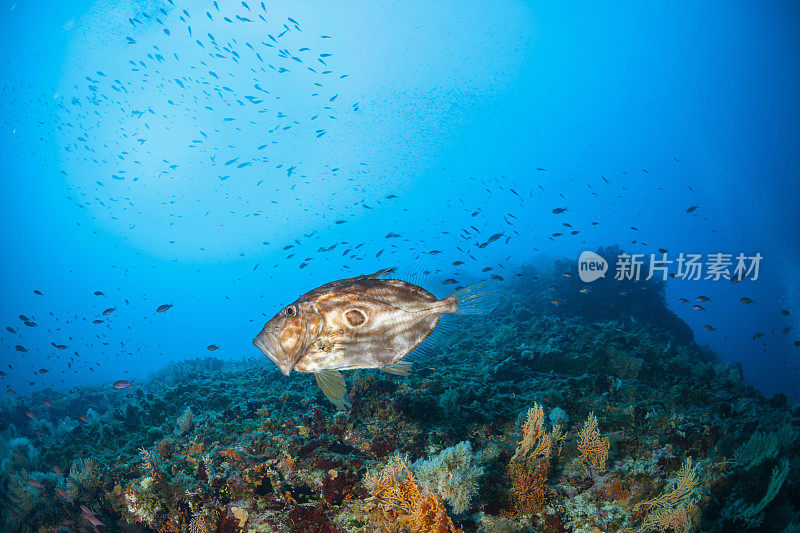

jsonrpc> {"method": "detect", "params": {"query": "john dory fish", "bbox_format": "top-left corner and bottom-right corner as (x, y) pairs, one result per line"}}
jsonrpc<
(253, 267), (498, 408)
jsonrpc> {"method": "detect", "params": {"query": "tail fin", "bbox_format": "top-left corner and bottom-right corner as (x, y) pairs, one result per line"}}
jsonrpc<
(446, 280), (500, 315)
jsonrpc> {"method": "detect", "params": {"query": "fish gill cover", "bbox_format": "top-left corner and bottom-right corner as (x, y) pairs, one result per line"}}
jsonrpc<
(0, 0), (799, 532)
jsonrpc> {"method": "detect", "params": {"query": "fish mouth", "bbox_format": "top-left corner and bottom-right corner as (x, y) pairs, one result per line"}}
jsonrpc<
(253, 334), (294, 376)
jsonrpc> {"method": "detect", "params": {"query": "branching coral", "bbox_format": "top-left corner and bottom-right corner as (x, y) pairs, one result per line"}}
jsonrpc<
(724, 458), (790, 528)
(731, 425), (795, 471)
(783, 521), (800, 533)
(66, 457), (101, 502)
(641, 504), (701, 533)
(189, 513), (210, 533)
(607, 348), (644, 379)
(366, 454), (460, 533)
(124, 448), (193, 533)
(8, 470), (35, 516)
(123, 446), (181, 530)
(639, 458), (701, 532)
(508, 403), (565, 514)
(576, 411), (609, 476)
(219, 447), (245, 464)
(175, 407), (194, 436)
(125, 477), (162, 526)
(438, 388), (461, 418)
(5, 470), (62, 529)
(1, 437), (40, 472)
(412, 441), (484, 514)
(139, 447), (164, 484)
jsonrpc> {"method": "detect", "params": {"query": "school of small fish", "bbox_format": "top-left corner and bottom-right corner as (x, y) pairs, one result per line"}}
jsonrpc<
(0, 0), (796, 410)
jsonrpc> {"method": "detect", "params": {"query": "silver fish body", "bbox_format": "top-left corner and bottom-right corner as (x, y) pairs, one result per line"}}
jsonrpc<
(253, 267), (497, 408)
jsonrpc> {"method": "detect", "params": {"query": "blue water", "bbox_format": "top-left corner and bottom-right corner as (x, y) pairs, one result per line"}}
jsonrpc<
(1, 0), (799, 402)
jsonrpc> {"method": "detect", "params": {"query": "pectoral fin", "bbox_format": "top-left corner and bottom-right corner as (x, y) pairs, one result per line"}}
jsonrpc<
(314, 370), (350, 410)
(382, 360), (413, 376)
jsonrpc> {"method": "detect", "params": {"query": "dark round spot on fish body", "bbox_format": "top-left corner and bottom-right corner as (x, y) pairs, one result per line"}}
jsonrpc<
(344, 309), (366, 327)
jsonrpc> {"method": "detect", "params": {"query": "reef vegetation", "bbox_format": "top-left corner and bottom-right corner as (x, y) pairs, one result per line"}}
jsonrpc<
(1, 251), (798, 532)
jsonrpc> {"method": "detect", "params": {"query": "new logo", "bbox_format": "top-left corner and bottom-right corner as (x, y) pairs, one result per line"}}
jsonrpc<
(578, 251), (608, 282)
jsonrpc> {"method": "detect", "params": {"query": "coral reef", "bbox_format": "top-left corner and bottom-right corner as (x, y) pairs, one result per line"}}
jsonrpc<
(724, 458), (791, 528)
(411, 441), (484, 514)
(365, 454), (460, 532)
(576, 412), (610, 476)
(639, 458), (701, 531)
(507, 403), (565, 514)
(0, 258), (798, 532)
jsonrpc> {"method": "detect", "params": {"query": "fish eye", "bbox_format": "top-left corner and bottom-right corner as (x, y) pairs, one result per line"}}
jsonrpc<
(283, 305), (297, 317)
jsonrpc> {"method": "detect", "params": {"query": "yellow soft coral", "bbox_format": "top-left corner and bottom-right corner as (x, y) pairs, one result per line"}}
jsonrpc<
(189, 514), (208, 533)
(639, 458), (700, 532)
(508, 404), (565, 514)
(577, 411), (609, 475)
(366, 455), (460, 533)
(139, 447), (163, 484)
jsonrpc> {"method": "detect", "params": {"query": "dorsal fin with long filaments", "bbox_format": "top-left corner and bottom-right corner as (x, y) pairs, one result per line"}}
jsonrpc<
(389, 265), (440, 296)
(369, 267), (399, 279)
(312, 268), (398, 293)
